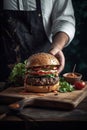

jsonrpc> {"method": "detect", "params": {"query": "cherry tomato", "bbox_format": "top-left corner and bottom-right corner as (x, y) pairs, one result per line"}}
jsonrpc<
(74, 81), (86, 90)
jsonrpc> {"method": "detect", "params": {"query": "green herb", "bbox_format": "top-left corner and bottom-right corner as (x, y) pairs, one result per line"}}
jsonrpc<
(59, 77), (75, 93)
(45, 74), (56, 78)
(8, 60), (27, 85)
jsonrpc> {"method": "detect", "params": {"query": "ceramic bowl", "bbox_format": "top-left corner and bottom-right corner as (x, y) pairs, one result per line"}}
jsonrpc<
(63, 72), (82, 84)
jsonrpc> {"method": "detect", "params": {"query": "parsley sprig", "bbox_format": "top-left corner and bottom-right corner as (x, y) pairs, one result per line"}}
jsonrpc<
(59, 77), (75, 93)
(8, 60), (27, 86)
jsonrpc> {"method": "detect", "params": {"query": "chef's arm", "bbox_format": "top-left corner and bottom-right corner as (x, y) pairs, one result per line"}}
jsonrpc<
(49, 32), (69, 74)
(51, 31), (69, 51)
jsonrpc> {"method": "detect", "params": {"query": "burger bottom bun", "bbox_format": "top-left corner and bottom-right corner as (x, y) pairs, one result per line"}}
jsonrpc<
(24, 82), (59, 93)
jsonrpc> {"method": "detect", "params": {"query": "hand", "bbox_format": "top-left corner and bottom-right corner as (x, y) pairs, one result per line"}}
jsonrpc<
(49, 48), (65, 74)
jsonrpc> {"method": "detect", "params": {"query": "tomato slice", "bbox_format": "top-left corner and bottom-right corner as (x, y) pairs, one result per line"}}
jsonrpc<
(74, 81), (86, 90)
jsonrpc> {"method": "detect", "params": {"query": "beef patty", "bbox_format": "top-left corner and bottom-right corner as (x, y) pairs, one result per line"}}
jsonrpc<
(26, 76), (59, 86)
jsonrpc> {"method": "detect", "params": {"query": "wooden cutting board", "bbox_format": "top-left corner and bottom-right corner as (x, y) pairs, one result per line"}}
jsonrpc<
(0, 83), (87, 110)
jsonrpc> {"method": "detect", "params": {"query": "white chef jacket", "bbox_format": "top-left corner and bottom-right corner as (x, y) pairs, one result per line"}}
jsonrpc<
(3, 0), (75, 46)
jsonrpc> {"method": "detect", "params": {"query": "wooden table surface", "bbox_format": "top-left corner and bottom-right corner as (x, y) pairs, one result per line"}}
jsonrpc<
(0, 85), (87, 129)
(0, 96), (87, 120)
(0, 96), (87, 129)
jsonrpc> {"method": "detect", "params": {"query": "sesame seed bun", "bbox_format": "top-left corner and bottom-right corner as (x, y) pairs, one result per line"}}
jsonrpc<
(24, 81), (59, 93)
(26, 52), (60, 68)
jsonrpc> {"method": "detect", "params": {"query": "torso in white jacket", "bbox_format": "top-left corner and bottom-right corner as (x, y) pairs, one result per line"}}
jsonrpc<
(3, 0), (75, 45)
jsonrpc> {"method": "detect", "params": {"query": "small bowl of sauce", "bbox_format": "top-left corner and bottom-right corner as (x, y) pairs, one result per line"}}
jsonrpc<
(63, 72), (82, 84)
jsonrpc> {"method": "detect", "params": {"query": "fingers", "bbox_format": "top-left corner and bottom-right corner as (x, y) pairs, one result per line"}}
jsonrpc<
(55, 51), (65, 74)
(49, 48), (65, 74)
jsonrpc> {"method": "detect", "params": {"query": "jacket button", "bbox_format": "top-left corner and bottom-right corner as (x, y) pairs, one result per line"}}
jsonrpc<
(38, 13), (41, 17)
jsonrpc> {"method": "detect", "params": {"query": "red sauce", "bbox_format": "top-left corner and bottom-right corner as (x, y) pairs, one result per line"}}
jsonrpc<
(66, 73), (78, 78)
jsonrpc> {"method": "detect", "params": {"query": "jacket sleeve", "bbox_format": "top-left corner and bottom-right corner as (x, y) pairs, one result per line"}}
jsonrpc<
(51, 0), (75, 46)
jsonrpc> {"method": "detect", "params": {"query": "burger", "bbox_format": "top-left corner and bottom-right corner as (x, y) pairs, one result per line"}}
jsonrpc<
(24, 52), (60, 92)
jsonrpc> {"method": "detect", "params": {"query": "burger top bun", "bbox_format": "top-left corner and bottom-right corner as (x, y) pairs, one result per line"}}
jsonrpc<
(26, 52), (60, 68)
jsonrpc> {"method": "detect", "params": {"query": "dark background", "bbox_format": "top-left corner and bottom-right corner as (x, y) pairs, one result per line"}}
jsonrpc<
(0, 0), (87, 80)
(62, 0), (87, 80)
